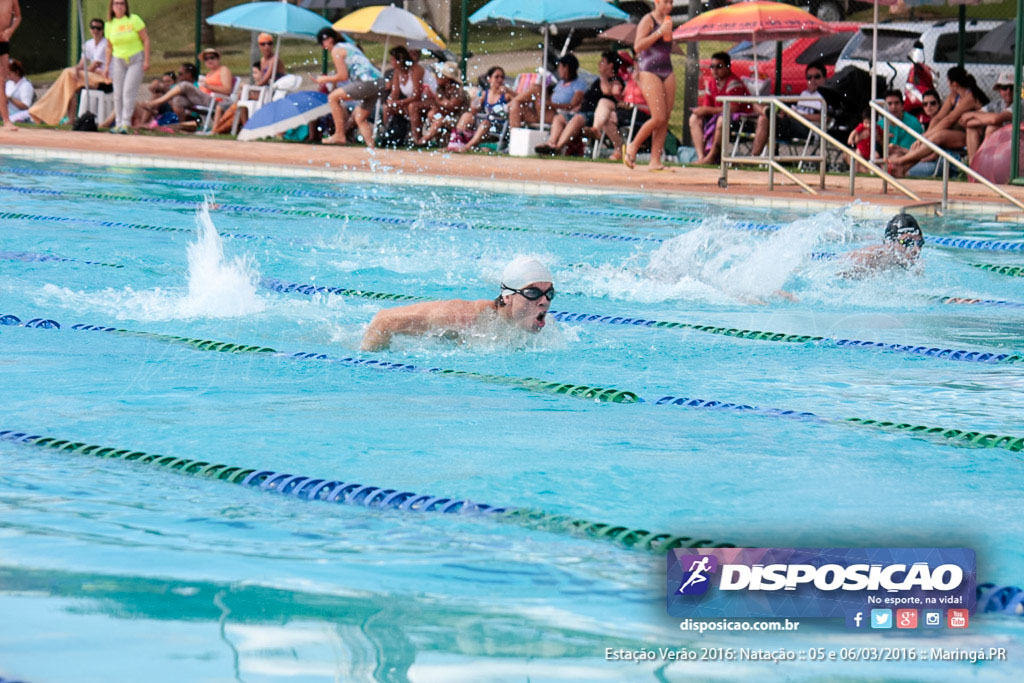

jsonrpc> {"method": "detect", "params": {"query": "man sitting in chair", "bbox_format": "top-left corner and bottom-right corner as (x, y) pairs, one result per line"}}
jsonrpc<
(750, 61), (827, 157)
(689, 52), (749, 165)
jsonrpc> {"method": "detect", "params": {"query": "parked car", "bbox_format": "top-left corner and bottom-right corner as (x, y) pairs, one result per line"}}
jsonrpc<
(699, 23), (860, 96)
(834, 20), (1011, 96)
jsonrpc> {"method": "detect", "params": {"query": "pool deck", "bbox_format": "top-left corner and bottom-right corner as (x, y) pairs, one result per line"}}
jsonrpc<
(2, 128), (1023, 220)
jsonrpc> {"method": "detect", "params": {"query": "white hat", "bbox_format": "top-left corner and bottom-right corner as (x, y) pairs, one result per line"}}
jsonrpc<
(501, 256), (552, 291)
(995, 70), (1014, 88)
(438, 61), (461, 83)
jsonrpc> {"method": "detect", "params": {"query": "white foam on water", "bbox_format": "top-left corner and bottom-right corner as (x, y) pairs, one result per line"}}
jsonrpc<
(35, 200), (266, 321)
(566, 211), (849, 304)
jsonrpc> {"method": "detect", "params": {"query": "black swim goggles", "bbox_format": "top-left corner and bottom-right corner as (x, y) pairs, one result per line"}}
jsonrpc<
(502, 284), (555, 301)
(897, 236), (924, 248)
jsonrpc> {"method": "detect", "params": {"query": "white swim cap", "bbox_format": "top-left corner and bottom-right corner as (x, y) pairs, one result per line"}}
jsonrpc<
(500, 256), (552, 291)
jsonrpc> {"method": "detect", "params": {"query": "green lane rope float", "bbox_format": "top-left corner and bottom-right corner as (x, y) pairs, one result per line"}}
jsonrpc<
(547, 311), (1024, 366)
(261, 278), (426, 302)
(932, 296), (1024, 309)
(0, 184), (774, 243)
(265, 280), (1023, 366)
(0, 250), (122, 268)
(4, 313), (1023, 454)
(972, 263), (1024, 278)
(0, 210), (265, 241)
(4, 426), (1024, 616)
(0, 428), (728, 553)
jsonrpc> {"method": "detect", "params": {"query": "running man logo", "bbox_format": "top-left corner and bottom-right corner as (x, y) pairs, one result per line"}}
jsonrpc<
(676, 555), (718, 595)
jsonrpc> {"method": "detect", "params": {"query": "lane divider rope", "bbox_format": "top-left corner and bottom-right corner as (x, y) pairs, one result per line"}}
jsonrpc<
(0, 428), (729, 553)
(3, 425), (1024, 614)
(4, 313), (1022, 453)
(0, 250), (122, 268)
(972, 263), (1024, 278)
(258, 278), (1024, 366)
(0, 210), (265, 241)
(929, 236), (1024, 252)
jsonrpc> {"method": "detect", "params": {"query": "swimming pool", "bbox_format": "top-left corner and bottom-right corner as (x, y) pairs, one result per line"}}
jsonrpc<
(1, 156), (1022, 681)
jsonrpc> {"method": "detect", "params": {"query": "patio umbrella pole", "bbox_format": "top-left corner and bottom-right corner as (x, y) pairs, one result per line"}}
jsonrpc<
(540, 24), (549, 134)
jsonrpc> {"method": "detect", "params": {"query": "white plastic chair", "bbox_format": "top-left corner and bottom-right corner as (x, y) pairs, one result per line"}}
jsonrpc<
(196, 76), (241, 134)
(231, 83), (270, 136)
(77, 88), (113, 122)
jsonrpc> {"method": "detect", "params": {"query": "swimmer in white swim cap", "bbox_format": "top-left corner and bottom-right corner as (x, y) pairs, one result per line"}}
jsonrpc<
(360, 256), (554, 351)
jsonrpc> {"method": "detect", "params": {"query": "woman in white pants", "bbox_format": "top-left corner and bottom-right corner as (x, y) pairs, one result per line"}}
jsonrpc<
(102, 0), (149, 133)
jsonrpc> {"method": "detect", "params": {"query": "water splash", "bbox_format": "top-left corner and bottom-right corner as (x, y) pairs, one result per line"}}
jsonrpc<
(178, 201), (263, 318)
(35, 200), (265, 321)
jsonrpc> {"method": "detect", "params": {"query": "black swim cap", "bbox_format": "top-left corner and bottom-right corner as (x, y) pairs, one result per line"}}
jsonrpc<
(884, 213), (922, 241)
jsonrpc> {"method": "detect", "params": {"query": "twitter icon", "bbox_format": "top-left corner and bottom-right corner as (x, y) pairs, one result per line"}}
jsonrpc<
(871, 609), (893, 629)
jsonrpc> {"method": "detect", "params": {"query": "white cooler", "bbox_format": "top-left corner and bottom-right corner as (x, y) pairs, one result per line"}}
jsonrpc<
(508, 128), (549, 157)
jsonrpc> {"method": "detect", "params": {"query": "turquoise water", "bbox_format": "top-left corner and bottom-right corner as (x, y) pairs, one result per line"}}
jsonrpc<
(1, 158), (1023, 681)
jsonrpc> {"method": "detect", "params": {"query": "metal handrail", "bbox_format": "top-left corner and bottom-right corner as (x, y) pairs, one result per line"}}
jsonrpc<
(717, 95), (921, 202)
(869, 100), (1024, 212)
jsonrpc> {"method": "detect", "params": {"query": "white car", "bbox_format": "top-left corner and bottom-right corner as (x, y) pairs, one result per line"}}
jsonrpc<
(834, 20), (1010, 97)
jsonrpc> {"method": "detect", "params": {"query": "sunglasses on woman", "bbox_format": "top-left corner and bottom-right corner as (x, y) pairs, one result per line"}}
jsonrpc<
(923, 100), (939, 107)
(503, 285), (555, 301)
(90, 25), (103, 31)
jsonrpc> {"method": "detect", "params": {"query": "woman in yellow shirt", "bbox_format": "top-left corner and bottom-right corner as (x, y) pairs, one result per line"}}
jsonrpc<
(103, 0), (149, 133)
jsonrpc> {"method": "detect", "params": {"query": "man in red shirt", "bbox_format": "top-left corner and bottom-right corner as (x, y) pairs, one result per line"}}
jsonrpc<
(688, 51), (749, 165)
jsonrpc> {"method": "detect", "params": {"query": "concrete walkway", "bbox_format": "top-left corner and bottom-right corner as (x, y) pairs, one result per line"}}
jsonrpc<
(2, 128), (1023, 221)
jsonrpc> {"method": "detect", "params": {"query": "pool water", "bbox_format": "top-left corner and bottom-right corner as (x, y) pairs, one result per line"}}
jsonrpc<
(1, 157), (1023, 681)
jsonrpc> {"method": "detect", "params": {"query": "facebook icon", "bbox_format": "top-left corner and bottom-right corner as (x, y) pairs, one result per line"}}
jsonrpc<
(846, 611), (866, 629)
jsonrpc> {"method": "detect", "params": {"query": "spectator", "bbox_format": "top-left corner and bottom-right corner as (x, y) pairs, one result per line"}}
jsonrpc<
(510, 53), (587, 131)
(407, 49), (437, 140)
(103, 0), (150, 134)
(625, 0), (675, 170)
(962, 71), (1018, 165)
(917, 88), (940, 127)
(449, 65), (514, 152)
(902, 40), (935, 117)
(535, 50), (624, 157)
(315, 27), (384, 147)
(847, 108), (880, 159)
(142, 48), (233, 125)
(4, 58), (32, 123)
(0, 0), (22, 132)
(383, 46), (423, 129)
(751, 61), (826, 157)
(415, 61), (467, 147)
(890, 66), (988, 177)
(29, 16), (109, 125)
(689, 51), (749, 166)
(252, 33), (285, 87)
(883, 88), (923, 161)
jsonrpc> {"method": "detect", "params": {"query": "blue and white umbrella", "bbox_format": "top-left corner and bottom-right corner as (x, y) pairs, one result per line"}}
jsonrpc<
(469, 0), (628, 132)
(238, 91), (331, 142)
(206, 0), (332, 39)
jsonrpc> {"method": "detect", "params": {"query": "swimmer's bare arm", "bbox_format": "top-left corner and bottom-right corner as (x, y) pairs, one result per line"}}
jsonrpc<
(361, 299), (493, 351)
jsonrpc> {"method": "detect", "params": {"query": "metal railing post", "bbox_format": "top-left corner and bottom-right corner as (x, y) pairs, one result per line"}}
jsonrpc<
(768, 102), (776, 190)
(942, 157), (949, 211)
(720, 99), (730, 188)
(881, 110), (889, 195)
(819, 107), (827, 189)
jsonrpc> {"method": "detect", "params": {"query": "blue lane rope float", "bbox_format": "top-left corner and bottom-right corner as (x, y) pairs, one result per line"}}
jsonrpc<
(4, 426), (1024, 610)
(1, 210), (280, 242)
(931, 296), (1024, 310)
(0, 184), (780, 243)
(0, 249), (123, 269)
(928, 236), (1024, 252)
(0, 428), (730, 553)
(5, 313), (1023, 453)
(548, 310), (1023, 365)
(972, 263), (1024, 278)
(262, 279), (1023, 366)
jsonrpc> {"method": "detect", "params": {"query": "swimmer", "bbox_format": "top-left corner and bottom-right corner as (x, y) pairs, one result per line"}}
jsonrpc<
(360, 256), (554, 351)
(842, 213), (924, 277)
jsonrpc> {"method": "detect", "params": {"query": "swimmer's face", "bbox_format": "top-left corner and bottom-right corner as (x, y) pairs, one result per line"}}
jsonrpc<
(505, 281), (553, 333)
(890, 233), (923, 262)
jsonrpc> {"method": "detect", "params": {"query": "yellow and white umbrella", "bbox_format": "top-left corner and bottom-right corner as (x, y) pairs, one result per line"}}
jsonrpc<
(334, 5), (446, 49)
